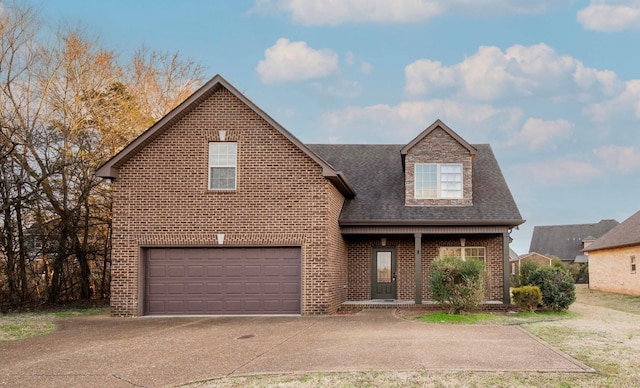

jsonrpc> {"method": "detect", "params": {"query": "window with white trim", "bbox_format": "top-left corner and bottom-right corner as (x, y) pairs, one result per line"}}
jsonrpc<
(415, 163), (462, 199)
(632, 256), (636, 274)
(439, 247), (486, 264)
(208, 142), (237, 190)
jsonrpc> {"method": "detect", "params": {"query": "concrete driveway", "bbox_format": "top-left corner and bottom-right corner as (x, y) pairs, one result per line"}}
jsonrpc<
(0, 309), (591, 387)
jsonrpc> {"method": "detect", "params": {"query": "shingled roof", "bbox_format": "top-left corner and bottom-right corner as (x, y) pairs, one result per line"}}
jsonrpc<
(583, 210), (640, 252)
(308, 143), (523, 227)
(528, 219), (619, 261)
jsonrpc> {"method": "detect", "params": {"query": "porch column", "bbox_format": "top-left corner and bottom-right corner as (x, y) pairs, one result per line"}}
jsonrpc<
(503, 231), (511, 304)
(415, 233), (422, 305)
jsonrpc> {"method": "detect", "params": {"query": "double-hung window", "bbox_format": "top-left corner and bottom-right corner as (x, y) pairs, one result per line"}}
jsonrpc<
(208, 142), (237, 190)
(439, 247), (486, 264)
(415, 163), (462, 199)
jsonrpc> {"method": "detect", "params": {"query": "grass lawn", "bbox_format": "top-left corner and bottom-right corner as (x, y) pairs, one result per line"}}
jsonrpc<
(0, 307), (109, 341)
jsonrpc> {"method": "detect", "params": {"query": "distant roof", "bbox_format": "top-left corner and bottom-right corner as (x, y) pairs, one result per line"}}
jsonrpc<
(528, 219), (619, 260)
(309, 143), (523, 226)
(574, 255), (589, 263)
(509, 248), (520, 262)
(583, 210), (640, 252)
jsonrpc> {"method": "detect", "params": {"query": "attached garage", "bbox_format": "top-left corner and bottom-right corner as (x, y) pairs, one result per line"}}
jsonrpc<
(145, 247), (301, 315)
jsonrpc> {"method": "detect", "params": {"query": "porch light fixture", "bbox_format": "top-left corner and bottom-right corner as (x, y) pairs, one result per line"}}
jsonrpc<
(217, 233), (225, 245)
(381, 238), (387, 246)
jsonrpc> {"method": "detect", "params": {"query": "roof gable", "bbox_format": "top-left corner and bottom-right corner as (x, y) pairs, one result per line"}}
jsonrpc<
(400, 119), (477, 167)
(584, 210), (640, 252)
(96, 75), (355, 198)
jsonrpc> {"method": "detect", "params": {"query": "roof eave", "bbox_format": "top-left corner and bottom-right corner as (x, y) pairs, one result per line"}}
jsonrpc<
(583, 241), (640, 253)
(327, 171), (356, 198)
(339, 218), (525, 227)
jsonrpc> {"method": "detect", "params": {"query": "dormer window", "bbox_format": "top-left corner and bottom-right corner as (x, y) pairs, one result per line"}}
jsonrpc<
(415, 163), (462, 199)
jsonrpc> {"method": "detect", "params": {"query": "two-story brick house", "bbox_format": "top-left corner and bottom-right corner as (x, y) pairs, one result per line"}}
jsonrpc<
(97, 75), (524, 316)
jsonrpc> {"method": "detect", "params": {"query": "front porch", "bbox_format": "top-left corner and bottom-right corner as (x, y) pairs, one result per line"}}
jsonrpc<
(342, 227), (514, 307)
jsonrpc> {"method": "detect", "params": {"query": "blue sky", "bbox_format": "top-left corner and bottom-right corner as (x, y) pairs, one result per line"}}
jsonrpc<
(22, 0), (640, 254)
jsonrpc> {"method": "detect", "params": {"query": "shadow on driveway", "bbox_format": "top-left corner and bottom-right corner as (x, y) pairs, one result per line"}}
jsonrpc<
(0, 309), (592, 387)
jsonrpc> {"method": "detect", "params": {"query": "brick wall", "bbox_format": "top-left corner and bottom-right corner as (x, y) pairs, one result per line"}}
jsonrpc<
(110, 86), (346, 316)
(345, 234), (504, 302)
(405, 127), (473, 206)
(588, 246), (640, 296)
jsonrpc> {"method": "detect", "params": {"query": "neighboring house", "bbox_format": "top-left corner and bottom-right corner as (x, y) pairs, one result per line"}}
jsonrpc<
(97, 75), (524, 317)
(511, 252), (553, 276)
(583, 210), (640, 296)
(509, 248), (520, 276)
(528, 219), (619, 265)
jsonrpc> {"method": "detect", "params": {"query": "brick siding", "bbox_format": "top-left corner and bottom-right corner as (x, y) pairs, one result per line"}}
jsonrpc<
(588, 246), (640, 296)
(345, 234), (505, 302)
(110, 86), (346, 316)
(405, 127), (473, 206)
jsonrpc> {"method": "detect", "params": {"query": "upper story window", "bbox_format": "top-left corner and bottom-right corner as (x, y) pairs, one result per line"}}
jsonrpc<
(208, 142), (237, 190)
(415, 163), (462, 199)
(632, 256), (636, 274)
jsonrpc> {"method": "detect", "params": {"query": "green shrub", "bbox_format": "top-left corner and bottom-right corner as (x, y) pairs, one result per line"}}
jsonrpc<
(511, 285), (543, 312)
(429, 257), (486, 315)
(523, 267), (576, 311)
(518, 260), (541, 286)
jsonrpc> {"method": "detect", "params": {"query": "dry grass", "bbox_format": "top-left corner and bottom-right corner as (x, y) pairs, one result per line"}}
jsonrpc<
(0, 308), (109, 341)
(190, 287), (640, 387)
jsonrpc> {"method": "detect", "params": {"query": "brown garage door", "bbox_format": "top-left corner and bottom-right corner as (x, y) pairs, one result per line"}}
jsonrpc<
(145, 247), (301, 315)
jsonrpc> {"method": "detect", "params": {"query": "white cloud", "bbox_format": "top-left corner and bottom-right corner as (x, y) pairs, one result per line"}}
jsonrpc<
(325, 99), (519, 141)
(511, 118), (574, 150)
(577, 1), (640, 32)
(345, 51), (373, 75)
(513, 159), (601, 186)
(253, 0), (566, 25)
(404, 43), (623, 101)
(405, 59), (456, 95)
(585, 80), (640, 121)
(256, 38), (339, 84)
(594, 145), (640, 173)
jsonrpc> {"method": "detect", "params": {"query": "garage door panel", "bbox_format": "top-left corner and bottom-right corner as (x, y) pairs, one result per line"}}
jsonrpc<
(263, 265), (281, 276)
(282, 265), (299, 276)
(166, 283), (185, 294)
(244, 283), (262, 294)
(186, 283), (204, 294)
(244, 265), (262, 276)
(282, 282), (299, 294)
(225, 265), (243, 276)
(146, 247), (300, 315)
(187, 266), (204, 277)
(263, 283), (281, 294)
(205, 283), (223, 294)
(206, 265), (223, 276)
(166, 265), (185, 277)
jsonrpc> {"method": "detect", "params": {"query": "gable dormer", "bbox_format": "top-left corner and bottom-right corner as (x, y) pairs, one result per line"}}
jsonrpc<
(401, 119), (476, 206)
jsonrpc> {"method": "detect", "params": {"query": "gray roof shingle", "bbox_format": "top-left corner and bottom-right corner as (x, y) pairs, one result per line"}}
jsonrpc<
(583, 210), (640, 252)
(308, 143), (523, 226)
(528, 219), (619, 260)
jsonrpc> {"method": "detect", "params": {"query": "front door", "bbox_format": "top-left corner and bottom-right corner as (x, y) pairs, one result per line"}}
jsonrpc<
(371, 247), (396, 299)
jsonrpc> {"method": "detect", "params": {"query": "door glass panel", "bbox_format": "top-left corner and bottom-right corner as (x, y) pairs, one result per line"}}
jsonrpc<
(377, 251), (392, 283)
